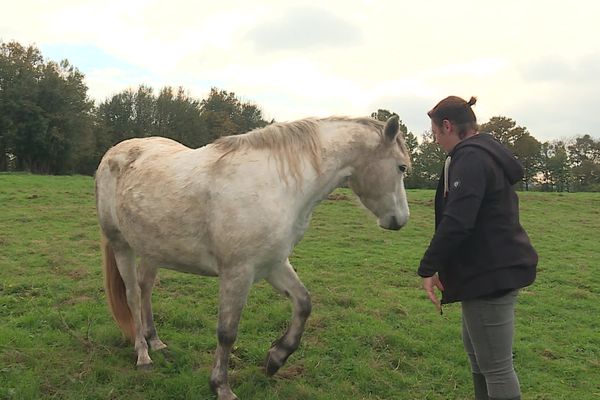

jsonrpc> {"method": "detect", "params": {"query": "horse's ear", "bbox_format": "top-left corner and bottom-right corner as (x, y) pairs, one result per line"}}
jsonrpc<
(384, 115), (400, 142)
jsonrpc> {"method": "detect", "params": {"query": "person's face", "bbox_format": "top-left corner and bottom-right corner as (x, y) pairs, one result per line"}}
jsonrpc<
(432, 120), (449, 151)
(431, 119), (459, 153)
(431, 121), (442, 143)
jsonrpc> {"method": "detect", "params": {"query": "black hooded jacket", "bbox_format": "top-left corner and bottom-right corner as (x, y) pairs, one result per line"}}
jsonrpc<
(418, 133), (537, 304)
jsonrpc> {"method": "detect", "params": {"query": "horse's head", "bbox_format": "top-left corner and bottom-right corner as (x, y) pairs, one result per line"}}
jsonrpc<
(348, 116), (411, 230)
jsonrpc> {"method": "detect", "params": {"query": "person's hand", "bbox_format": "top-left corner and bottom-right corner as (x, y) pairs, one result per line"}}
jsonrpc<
(422, 274), (444, 312)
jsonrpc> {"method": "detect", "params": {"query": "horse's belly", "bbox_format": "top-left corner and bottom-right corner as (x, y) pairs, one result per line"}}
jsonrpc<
(118, 209), (219, 276)
(137, 238), (219, 276)
(158, 260), (219, 276)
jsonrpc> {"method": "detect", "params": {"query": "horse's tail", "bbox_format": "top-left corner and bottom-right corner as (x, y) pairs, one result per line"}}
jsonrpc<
(101, 234), (135, 342)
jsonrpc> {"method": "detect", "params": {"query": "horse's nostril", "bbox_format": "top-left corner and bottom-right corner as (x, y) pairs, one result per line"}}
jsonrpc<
(388, 216), (402, 230)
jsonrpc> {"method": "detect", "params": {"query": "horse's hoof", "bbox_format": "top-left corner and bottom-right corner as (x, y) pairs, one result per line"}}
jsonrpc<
(218, 394), (238, 400)
(149, 339), (167, 351)
(264, 351), (283, 376)
(215, 387), (239, 400)
(136, 362), (153, 371)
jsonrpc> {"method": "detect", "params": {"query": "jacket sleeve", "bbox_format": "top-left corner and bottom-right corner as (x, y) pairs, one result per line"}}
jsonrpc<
(418, 150), (489, 277)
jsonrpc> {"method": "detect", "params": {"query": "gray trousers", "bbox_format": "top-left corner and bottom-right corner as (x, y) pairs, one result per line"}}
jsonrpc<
(461, 289), (521, 399)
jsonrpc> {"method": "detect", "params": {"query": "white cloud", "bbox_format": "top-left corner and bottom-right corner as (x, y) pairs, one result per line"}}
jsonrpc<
(248, 6), (362, 51)
(2, 0), (600, 139)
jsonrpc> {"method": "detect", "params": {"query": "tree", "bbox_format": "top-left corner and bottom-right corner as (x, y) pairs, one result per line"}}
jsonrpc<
(479, 116), (528, 151)
(0, 41), (45, 171)
(568, 134), (600, 191)
(199, 88), (268, 142)
(95, 88), (136, 144)
(0, 41), (93, 174)
(37, 60), (94, 174)
(404, 131), (419, 156)
(406, 131), (447, 189)
(538, 141), (570, 192)
(479, 115), (548, 191)
(95, 85), (268, 162)
(513, 135), (542, 191)
(567, 134), (600, 166)
(155, 86), (206, 147)
(371, 109), (398, 123)
(132, 85), (156, 138)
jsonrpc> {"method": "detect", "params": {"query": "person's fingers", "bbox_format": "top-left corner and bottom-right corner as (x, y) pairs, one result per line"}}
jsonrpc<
(425, 286), (438, 304)
(422, 277), (441, 311)
(427, 290), (438, 305)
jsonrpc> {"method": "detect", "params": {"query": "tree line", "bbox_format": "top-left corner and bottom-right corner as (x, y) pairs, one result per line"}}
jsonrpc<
(2, 41), (599, 191)
(0, 42), (269, 175)
(372, 109), (600, 192)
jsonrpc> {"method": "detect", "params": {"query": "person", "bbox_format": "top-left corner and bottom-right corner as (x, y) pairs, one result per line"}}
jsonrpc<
(418, 96), (537, 400)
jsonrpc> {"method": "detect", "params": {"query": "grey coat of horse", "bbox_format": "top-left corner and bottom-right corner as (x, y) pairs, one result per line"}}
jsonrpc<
(95, 116), (411, 399)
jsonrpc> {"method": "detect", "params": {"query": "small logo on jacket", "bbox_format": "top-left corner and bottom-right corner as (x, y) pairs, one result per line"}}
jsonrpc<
(452, 180), (461, 189)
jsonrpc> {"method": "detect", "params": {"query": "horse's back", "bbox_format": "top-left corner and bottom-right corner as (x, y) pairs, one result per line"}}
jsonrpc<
(98, 137), (190, 176)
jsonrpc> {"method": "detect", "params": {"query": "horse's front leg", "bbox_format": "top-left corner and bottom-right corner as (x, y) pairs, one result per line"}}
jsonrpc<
(264, 259), (312, 376)
(210, 271), (253, 400)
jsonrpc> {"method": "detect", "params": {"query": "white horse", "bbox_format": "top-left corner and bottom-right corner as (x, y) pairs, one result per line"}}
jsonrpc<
(95, 116), (410, 400)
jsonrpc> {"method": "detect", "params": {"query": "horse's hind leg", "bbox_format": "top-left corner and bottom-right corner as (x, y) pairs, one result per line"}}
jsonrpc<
(264, 259), (312, 376)
(113, 245), (152, 368)
(138, 258), (167, 351)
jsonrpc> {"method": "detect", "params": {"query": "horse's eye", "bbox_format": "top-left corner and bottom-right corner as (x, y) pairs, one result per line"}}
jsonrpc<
(398, 165), (407, 173)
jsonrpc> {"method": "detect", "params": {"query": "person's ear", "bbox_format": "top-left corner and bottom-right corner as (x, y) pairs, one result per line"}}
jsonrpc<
(442, 119), (452, 134)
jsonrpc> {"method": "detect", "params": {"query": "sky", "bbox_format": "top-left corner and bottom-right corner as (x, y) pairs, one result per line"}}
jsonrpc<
(2, 0), (600, 142)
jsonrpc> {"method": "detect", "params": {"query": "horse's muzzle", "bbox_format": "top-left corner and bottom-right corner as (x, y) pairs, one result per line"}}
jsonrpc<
(379, 215), (405, 231)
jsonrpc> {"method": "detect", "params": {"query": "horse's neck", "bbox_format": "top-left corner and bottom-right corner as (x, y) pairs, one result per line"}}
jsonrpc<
(300, 121), (377, 204)
(272, 121), (378, 242)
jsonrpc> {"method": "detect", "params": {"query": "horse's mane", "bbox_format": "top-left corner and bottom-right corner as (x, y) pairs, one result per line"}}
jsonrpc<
(212, 117), (392, 184)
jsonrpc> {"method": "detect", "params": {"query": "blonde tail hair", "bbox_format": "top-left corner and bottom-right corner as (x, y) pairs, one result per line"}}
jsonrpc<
(101, 234), (135, 341)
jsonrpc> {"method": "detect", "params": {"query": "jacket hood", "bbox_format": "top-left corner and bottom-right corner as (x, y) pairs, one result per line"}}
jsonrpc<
(450, 133), (524, 184)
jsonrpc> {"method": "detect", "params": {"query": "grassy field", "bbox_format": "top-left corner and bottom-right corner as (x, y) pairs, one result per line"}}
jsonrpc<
(0, 173), (599, 400)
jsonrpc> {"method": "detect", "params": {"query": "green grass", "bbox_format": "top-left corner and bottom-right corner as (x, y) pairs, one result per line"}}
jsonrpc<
(1, 172), (599, 399)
